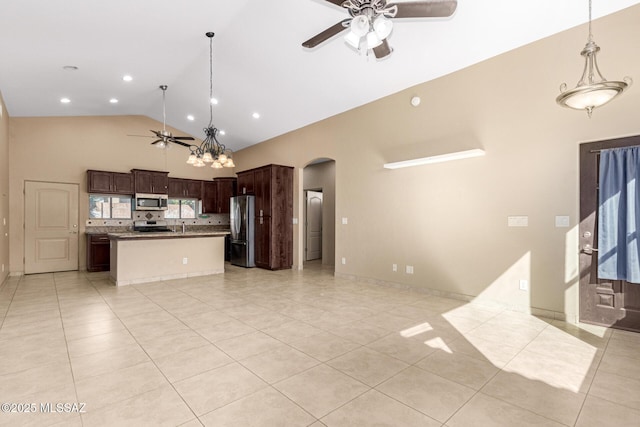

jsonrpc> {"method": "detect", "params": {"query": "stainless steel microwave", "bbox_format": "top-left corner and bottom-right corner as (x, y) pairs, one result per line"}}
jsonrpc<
(135, 193), (168, 211)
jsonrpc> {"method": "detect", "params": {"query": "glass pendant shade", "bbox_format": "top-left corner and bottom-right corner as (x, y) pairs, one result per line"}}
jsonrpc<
(224, 158), (235, 168)
(202, 152), (214, 163)
(218, 153), (228, 163)
(373, 16), (393, 39)
(556, 39), (630, 116)
(194, 158), (206, 167)
(211, 160), (223, 169)
(344, 31), (361, 49)
(186, 154), (197, 164)
(351, 15), (370, 37)
(366, 31), (382, 49)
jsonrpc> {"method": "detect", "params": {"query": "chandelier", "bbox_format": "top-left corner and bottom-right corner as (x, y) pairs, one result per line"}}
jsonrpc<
(186, 32), (235, 168)
(556, 0), (631, 117)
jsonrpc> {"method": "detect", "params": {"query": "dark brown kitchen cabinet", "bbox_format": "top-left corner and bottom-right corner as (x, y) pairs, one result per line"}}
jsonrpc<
(243, 164), (293, 270)
(86, 234), (110, 272)
(87, 170), (134, 195)
(215, 178), (236, 214)
(237, 170), (255, 195)
(168, 178), (202, 199)
(132, 169), (169, 194)
(202, 178), (237, 214)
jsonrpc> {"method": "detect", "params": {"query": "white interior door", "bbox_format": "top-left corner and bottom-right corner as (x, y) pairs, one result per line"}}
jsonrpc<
(24, 181), (79, 274)
(305, 190), (323, 261)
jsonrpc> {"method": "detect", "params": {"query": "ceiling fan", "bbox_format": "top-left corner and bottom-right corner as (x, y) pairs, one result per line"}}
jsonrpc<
(302, 0), (458, 59)
(130, 85), (194, 148)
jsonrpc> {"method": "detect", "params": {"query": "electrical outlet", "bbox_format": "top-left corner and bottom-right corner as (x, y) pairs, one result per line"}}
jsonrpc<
(406, 265), (414, 274)
(392, 264), (397, 272)
(519, 279), (528, 291)
(341, 257), (346, 265)
(182, 257), (188, 265)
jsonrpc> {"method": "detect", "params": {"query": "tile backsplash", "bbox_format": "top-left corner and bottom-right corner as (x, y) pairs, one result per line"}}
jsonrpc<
(86, 213), (230, 228)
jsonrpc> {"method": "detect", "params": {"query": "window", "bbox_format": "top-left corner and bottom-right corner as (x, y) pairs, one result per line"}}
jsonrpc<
(89, 195), (132, 219)
(165, 199), (197, 219)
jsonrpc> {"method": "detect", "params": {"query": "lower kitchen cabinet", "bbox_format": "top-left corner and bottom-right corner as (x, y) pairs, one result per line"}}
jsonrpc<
(86, 234), (110, 272)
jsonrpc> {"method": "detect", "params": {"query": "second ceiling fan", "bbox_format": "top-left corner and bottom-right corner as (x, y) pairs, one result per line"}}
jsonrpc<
(302, 0), (457, 59)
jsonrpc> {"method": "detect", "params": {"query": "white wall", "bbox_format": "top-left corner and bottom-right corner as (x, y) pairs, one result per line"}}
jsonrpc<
(0, 92), (9, 284)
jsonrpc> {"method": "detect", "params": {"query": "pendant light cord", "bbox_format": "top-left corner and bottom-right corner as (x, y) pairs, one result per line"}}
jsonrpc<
(208, 33), (214, 128)
(589, 0), (593, 41)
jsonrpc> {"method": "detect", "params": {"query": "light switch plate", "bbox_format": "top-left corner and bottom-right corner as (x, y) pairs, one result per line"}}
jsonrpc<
(292, 218), (298, 225)
(555, 216), (570, 228)
(342, 217), (348, 225)
(508, 216), (529, 227)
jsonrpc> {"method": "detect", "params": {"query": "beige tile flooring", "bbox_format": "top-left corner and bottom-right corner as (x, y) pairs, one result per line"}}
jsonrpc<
(0, 262), (639, 426)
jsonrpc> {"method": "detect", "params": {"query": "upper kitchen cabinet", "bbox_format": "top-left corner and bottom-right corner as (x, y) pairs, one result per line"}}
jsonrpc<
(202, 177), (236, 214)
(237, 170), (255, 195)
(87, 170), (134, 195)
(131, 169), (169, 194)
(215, 178), (236, 214)
(168, 178), (202, 199)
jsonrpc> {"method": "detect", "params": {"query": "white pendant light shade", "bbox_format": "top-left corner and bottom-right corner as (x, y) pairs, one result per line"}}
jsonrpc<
(366, 31), (382, 49)
(186, 154), (197, 164)
(194, 158), (206, 167)
(202, 152), (214, 163)
(350, 15), (370, 37)
(211, 160), (223, 169)
(218, 153), (228, 164)
(373, 16), (393, 39)
(224, 158), (235, 168)
(344, 31), (361, 49)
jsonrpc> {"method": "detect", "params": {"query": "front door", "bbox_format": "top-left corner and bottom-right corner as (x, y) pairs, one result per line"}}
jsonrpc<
(579, 136), (640, 332)
(24, 181), (79, 274)
(305, 190), (323, 261)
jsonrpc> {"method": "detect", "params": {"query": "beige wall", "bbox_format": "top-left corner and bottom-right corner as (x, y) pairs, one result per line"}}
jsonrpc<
(8, 115), (234, 273)
(303, 160), (336, 265)
(0, 92), (9, 284)
(233, 6), (640, 320)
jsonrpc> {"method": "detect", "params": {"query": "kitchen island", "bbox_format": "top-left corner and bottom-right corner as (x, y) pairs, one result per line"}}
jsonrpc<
(108, 230), (229, 286)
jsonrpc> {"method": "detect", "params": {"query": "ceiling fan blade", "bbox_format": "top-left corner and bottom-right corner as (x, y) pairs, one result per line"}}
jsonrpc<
(373, 40), (392, 59)
(388, 0), (457, 18)
(302, 20), (350, 48)
(172, 136), (195, 140)
(150, 140), (162, 145)
(171, 140), (193, 148)
(324, 0), (345, 6)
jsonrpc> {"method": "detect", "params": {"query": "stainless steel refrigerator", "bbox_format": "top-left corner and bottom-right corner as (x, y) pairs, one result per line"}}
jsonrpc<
(230, 195), (255, 267)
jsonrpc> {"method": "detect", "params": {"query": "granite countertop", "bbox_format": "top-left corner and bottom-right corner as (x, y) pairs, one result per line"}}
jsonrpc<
(87, 224), (230, 236)
(108, 230), (230, 240)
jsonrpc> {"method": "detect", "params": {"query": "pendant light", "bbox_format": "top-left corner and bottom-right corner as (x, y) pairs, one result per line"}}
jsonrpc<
(186, 32), (235, 168)
(556, 0), (631, 117)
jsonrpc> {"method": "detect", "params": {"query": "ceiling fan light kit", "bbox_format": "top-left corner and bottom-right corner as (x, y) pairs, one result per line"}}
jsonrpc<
(186, 32), (235, 169)
(302, 0), (457, 59)
(556, 0), (631, 117)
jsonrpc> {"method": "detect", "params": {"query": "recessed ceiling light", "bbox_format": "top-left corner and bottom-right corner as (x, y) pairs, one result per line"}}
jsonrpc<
(62, 65), (78, 71)
(187, 115), (195, 121)
(210, 97), (218, 105)
(122, 75), (133, 82)
(109, 98), (119, 104)
(60, 98), (71, 104)
(219, 130), (226, 135)
(252, 112), (260, 119)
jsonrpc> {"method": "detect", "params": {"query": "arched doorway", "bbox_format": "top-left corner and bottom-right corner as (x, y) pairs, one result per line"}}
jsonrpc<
(302, 158), (336, 270)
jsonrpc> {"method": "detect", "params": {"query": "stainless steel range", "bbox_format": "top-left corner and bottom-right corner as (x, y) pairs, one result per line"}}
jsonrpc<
(133, 220), (172, 233)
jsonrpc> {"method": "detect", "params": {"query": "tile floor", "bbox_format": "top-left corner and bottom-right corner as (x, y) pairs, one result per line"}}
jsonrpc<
(0, 262), (639, 426)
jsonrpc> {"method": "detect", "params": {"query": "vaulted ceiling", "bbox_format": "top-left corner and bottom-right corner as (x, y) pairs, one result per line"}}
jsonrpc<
(1, 0), (639, 151)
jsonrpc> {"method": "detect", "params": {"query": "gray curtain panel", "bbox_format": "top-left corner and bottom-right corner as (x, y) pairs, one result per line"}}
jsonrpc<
(598, 146), (640, 283)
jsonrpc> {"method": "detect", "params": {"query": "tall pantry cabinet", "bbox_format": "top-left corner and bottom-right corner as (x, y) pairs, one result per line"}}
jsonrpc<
(236, 164), (293, 270)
